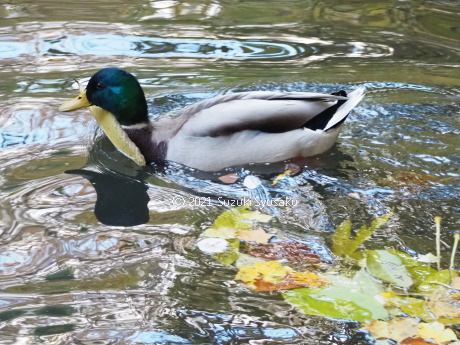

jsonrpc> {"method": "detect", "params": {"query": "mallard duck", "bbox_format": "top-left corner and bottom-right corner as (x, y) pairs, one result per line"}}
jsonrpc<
(60, 67), (365, 172)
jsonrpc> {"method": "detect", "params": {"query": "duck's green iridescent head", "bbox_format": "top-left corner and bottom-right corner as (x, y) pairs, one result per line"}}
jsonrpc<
(85, 67), (148, 126)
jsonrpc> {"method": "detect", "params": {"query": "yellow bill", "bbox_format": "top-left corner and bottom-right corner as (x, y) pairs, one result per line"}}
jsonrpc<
(60, 90), (146, 166)
(59, 89), (90, 112)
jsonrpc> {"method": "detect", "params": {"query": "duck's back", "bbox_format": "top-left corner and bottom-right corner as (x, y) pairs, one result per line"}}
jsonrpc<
(165, 89), (365, 171)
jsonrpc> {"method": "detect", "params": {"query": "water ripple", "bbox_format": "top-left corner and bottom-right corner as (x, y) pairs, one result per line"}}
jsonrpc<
(0, 31), (395, 63)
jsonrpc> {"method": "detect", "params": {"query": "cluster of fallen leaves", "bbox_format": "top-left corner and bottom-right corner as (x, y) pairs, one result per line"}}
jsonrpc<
(196, 207), (460, 344)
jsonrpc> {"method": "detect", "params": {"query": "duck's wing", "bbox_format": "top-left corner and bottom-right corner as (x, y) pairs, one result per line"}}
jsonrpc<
(176, 89), (364, 137)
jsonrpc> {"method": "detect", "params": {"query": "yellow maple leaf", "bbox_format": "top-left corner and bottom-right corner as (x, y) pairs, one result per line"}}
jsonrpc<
(428, 289), (460, 318)
(363, 317), (419, 342)
(237, 228), (274, 244)
(235, 261), (293, 287)
(418, 322), (458, 343)
(291, 271), (328, 287)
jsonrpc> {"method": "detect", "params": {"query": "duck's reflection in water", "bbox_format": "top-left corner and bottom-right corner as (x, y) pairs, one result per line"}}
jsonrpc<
(66, 167), (150, 226)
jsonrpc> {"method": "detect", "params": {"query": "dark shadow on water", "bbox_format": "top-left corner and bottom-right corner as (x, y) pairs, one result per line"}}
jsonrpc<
(66, 167), (150, 226)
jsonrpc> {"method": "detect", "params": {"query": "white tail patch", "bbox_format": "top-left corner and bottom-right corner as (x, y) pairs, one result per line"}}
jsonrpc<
(324, 87), (366, 131)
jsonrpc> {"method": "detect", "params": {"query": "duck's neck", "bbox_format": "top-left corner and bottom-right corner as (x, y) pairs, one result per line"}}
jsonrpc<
(122, 122), (168, 164)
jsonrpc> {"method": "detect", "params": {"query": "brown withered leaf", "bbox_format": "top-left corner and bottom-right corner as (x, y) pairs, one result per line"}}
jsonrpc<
(379, 171), (439, 187)
(253, 275), (299, 291)
(248, 241), (320, 264)
(252, 271), (328, 292)
(218, 174), (240, 184)
(237, 227), (274, 244)
(400, 337), (438, 345)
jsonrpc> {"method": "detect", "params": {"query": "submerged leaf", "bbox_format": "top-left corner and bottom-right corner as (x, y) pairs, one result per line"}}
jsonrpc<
(248, 241), (320, 263)
(283, 287), (389, 322)
(333, 212), (393, 257)
(366, 250), (413, 288)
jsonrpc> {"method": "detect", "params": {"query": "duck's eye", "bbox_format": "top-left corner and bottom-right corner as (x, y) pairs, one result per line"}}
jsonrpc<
(96, 83), (105, 90)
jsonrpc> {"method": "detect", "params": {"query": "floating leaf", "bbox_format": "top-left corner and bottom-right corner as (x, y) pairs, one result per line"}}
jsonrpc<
(283, 287), (389, 322)
(241, 211), (272, 223)
(253, 276), (299, 291)
(417, 270), (459, 293)
(234, 253), (266, 268)
(321, 269), (384, 297)
(418, 322), (458, 344)
(400, 337), (438, 345)
(427, 289), (460, 319)
(213, 238), (240, 266)
(202, 227), (237, 239)
(332, 212), (393, 257)
(385, 295), (435, 321)
(213, 207), (252, 230)
(235, 261), (293, 288)
(218, 173), (240, 184)
(417, 253), (439, 264)
(332, 219), (353, 257)
(237, 227), (274, 244)
(243, 175), (261, 189)
(363, 317), (420, 343)
(291, 271), (328, 287)
(248, 241), (320, 263)
(272, 169), (292, 185)
(451, 277), (460, 290)
(389, 250), (437, 285)
(379, 171), (439, 187)
(366, 250), (413, 288)
(196, 238), (229, 254)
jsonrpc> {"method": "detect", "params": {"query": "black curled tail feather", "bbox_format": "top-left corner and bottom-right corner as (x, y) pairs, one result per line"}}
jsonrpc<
(303, 90), (348, 131)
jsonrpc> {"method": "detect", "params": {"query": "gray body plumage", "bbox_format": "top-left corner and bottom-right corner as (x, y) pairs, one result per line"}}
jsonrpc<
(124, 88), (365, 171)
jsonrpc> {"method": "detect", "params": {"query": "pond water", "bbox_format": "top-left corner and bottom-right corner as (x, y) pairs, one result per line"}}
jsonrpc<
(0, 0), (459, 344)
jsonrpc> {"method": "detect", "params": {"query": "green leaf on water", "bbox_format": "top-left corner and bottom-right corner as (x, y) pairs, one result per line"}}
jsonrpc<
(387, 295), (436, 321)
(366, 250), (413, 288)
(321, 269), (384, 297)
(283, 286), (389, 322)
(202, 226), (237, 239)
(416, 269), (459, 293)
(332, 211), (393, 257)
(332, 219), (352, 257)
(388, 249), (437, 284)
(213, 238), (240, 266)
(213, 207), (253, 230)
